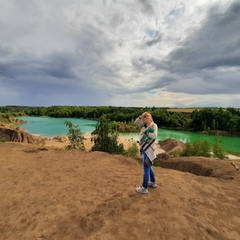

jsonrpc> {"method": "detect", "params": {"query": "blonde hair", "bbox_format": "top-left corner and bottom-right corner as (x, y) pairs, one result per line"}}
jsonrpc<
(142, 112), (153, 122)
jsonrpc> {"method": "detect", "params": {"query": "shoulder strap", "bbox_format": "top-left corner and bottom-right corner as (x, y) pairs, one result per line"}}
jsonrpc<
(139, 137), (155, 151)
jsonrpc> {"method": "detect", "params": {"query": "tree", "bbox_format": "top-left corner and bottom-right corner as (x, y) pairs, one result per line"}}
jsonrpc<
(180, 139), (211, 157)
(91, 115), (124, 154)
(212, 136), (228, 160)
(64, 121), (85, 150)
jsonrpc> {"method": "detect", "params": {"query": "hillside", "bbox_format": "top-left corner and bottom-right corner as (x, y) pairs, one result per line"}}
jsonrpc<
(0, 142), (240, 240)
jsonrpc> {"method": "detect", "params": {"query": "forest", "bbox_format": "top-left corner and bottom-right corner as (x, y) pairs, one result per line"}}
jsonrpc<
(0, 106), (240, 135)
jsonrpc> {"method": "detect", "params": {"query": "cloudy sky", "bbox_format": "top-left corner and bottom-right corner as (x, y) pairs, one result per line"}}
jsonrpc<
(0, 0), (240, 108)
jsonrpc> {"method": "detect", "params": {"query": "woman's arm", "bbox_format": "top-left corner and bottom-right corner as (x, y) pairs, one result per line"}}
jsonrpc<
(134, 116), (143, 127)
(147, 123), (158, 140)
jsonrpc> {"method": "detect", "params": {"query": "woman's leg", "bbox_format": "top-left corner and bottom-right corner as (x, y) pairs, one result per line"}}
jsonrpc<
(142, 151), (150, 189)
(149, 167), (156, 183)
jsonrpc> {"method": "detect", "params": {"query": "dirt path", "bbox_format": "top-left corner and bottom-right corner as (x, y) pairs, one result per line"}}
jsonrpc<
(0, 142), (240, 239)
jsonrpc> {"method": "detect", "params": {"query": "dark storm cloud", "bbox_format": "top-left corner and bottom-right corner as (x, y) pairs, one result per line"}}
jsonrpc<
(0, 49), (76, 81)
(138, 0), (155, 15)
(1, 0), (240, 107)
(168, 1), (240, 73)
(162, 0), (240, 95)
(0, 16), (115, 87)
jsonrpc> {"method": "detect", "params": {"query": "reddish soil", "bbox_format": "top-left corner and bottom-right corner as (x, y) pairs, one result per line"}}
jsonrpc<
(0, 142), (240, 240)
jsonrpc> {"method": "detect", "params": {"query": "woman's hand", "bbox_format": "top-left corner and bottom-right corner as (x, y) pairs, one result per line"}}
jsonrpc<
(141, 128), (146, 134)
(141, 112), (148, 118)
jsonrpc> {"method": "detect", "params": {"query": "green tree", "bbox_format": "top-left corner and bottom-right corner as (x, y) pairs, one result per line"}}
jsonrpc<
(64, 121), (85, 150)
(212, 136), (228, 160)
(180, 139), (211, 157)
(92, 115), (124, 154)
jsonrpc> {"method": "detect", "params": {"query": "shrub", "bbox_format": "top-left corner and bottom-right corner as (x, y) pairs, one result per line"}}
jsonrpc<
(180, 139), (211, 157)
(0, 138), (6, 143)
(92, 115), (124, 154)
(207, 166), (214, 174)
(124, 141), (139, 158)
(212, 136), (228, 160)
(64, 121), (85, 150)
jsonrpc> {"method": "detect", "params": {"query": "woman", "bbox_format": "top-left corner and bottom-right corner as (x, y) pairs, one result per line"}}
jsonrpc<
(134, 112), (158, 194)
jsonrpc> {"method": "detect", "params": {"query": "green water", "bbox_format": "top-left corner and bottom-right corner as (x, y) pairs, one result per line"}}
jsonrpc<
(16, 116), (98, 137)
(16, 116), (240, 153)
(121, 129), (240, 154)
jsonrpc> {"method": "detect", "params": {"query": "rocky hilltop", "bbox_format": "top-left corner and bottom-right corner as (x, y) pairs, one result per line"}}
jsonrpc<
(0, 124), (43, 143)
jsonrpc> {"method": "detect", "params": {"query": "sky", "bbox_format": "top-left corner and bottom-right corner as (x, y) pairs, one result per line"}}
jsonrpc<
(0, 0), (240, 108)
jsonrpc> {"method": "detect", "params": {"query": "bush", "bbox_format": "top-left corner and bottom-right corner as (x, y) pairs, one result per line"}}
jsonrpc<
(64, 121), (85, 150)
(0, 138), (6, 143)
(180, 139), (211, 157)
(180, 137), (228, 160)
(92, 115), (124, 154)
(123, 142), (139, 158)
(212, 136), (228, 160)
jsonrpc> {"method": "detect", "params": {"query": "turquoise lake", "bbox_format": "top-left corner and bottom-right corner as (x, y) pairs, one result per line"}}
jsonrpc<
(16, 116), (98, 137)
(16, 116), (240, 153)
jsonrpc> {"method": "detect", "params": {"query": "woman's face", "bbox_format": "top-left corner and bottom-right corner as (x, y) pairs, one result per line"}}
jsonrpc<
(142, 113), (152, 124)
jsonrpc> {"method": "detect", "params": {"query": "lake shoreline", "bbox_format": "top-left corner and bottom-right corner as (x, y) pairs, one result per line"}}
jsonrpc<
(11, 116), (240, 154)
(2, 120), (240, 159)
(41, 133), (165, 156)
(38, 133), (240, 160)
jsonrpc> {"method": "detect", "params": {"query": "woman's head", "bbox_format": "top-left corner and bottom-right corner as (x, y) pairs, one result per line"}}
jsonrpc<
(142, 112), (153, 123)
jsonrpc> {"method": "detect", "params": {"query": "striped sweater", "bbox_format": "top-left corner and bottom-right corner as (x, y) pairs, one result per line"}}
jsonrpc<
(134, 117), (158, 162)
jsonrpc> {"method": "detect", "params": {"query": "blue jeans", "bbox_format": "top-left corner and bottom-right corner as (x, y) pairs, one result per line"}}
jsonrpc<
(141, 151), (155, 188)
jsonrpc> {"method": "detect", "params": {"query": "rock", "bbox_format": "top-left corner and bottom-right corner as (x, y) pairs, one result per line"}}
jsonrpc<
(52, 136), (68, 142)
(0, 125), (43, 143)
(159, 138), (186, 155)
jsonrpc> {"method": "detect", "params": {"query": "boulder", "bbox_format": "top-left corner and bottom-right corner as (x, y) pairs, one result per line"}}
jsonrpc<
(0, 125), (43, 143)
(159, 138), (186, 155)
(52, 136), (68, 142)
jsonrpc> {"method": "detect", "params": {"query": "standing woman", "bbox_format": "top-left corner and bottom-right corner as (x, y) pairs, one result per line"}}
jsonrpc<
(134, 112), (158, 194)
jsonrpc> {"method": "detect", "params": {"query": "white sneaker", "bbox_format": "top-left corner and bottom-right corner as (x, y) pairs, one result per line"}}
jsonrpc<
(148, 181), (157, 188)
(135, 186), (148, 194)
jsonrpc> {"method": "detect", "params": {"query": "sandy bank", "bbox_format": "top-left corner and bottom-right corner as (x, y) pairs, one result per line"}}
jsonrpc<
(0, 142), (239, 239)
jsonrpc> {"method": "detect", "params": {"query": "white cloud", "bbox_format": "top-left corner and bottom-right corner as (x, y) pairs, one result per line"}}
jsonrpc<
(0, 0), (239, 107)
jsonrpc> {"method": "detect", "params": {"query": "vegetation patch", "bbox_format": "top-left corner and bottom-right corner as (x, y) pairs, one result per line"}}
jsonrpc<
(64, 121), (85, 150)
(0, 138), (6, 143)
